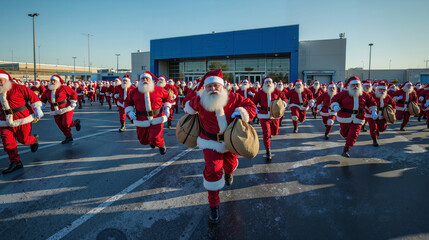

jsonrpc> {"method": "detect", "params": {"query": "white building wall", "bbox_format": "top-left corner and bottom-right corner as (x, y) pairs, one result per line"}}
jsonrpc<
(131, 51), (150, 80)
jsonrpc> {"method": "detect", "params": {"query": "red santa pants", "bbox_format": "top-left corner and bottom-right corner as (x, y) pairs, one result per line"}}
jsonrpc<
(174, 99), (179, 111)
(168, 107), (174, 122)
(0, 123), (36, 163)
(88, 93), (94, 103)
(396, 110), (410, 128)
(290, 107), (307, 127)
(203, 149), (238, 207)
(118, 107), (132, 123)
(105, 96), (112, 108)
(136, 123), (165, 147)
(426, 110), (429, 125)
(368, 118), (387, 139)
(77, 96), (83, 107)
(99, 95), (105, 104)
(339, 123), (362, 150)
(260, 118), (280, 150)
(54, 111), (77, 137)
(418, 105), (425, 118)
(322, 115), (336, 135)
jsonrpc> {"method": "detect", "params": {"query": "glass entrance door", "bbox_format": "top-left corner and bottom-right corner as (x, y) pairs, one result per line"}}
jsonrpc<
(236, 73), (264, 83)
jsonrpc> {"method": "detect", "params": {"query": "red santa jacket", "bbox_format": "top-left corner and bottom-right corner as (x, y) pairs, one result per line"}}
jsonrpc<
(330, 91), (376, 124)
(309, 86), (325, 101)
(124, 86), (171, 128)
(184, 91), (256, 153)
(285, 88), (314, 111)
(74, 86), (85, 97)
(316, 92), (337, 117)
(107, 85), (115, 97)
(253, 88), (287, 119)
(0, 84), (42, 127)
(30, 85), (46, 98)
(164, 84), (178, 105)
(365, 92), (396, 120)
(392, 89), (418, 112)
(100, 86), (107, 96)
(237, 86), (256, 99)
(114, 84), (136, 108)
(41, 85), (77, 116)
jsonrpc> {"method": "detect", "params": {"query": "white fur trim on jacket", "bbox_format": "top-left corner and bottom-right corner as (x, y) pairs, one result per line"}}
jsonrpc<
(197, 136), (228, 153)
(134, 115), (167, 128)
(184, 101), (197, 115)
(203, 175), (225, 191)
(289, 103), (309, 111)
(257, 113), (271, 119)
(69, 100), (77, 103)
(124, 106), (134, 114)
(336, 115), (365, 125)
(117, 101), (124, 108)
(215, 109), (228, 133)
(327, 119), (334, 126)
(30, 101), (42, 109)
(50, 106), (74, 116)
(164, 102), (172, 109)
(235, 107), (250, 122)
(0, 114), (35, 127)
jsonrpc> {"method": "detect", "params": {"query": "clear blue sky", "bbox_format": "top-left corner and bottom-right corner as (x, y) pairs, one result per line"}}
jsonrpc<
(1, 0), (428, 70)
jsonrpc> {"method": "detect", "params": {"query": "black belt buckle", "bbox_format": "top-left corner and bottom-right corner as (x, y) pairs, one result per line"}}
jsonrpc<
(404, 101), (409, 104)
(352, 110), (359, 114)
(3, 109), (13, 115)
(217, 133), (224, 142)
(147, 110), (154, 117)
(267, 107), (271, 111)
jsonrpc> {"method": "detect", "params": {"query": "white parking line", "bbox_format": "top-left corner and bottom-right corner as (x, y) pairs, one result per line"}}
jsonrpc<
(46, 147), (194, 240)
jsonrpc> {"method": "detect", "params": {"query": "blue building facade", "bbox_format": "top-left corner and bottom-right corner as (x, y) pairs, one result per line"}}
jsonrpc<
(150, 25), (299, 83)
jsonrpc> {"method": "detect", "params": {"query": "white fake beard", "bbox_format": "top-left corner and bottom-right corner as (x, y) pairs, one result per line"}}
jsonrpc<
(241, 84), (249, 91)
(313, 85), (320, 90)
(122, 81), (131, 89)
(168, 82), (174, 86)
(0, 80), (13, 94)
(263, 84), (275, 94)
(295, 85), (304, 94)
(200, 88), (229, 112)
(181, 83), (186, 87)
(348, 86), (363, 97)
(188, 83), (193, 89)
(375, 90), (387, 99)
(276, 85), (284, 91)
(327, 88), (337, 97)
(233, 85), (239, 90)
(388, 87), (396, 92)
(35, 82), (41, 87)
(403, 86), (413, 93)
(363, 86), (373, 93)
(48, 81), (61, 90)
(138, 81), (155, 93)
(157, 81), (166, 87)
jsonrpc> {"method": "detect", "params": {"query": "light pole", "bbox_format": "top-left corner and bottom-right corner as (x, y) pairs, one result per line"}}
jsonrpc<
(72, 57), (77, 81)
(82, 33), (93, 73)
(424, 60), (429, 70)
(368, 43), (374, 80)
(115, 54), (120, 72)
(28, 13), (39, 81)
(38, 45), (42, 70)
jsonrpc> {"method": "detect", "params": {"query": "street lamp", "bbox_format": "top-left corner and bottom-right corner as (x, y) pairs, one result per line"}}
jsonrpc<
(115, 54), (120, 73)
(28, 13), (39, 81)
(424, 60), (429, 70)
(72, 57), (77, 81)
(368, 43), (374, 80)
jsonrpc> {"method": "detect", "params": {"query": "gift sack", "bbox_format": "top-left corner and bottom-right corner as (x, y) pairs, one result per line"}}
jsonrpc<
(224, 118), (259, 159)
(176, 114), (200, 148)
(382, 104), (396, 124)
(270, 99), (286, 119)
(408, 101), (420, 115)
(167, 88), (175, 100)
(177, 87), (183, 96)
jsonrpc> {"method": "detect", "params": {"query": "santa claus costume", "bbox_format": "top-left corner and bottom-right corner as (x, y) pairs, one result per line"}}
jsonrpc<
(125, 72), (171, 154)
(309, 80), (324, 119)
(99, 82), (106, 105)
(337, 81), (344, 93)
(330, 76), (377, 158)
(40, 75), (81, 144)
(387, 84), (397, 98)
(420, 84), (429, 128)
(276, 81), (289, 126)
(87, 82), (95, 105)
(361, 80), (374, 132)
(417, 83), (428, 122)
(105, 81), (114, 110)
(285, 79), (314, 133)
(236, 79), (256, 100)
(114, 75), (136, 132)
(161, 78), (178, 128)
(253, 77), (287, 161)
(393, 81), (418, 131)
(184, 69), (255, 224)
(315, 81), (337, 139)
(367, 82), (397, 146)
(30, 79), (46, 99)
(73, 81), (85, 109)
(0, 70), (44, 174)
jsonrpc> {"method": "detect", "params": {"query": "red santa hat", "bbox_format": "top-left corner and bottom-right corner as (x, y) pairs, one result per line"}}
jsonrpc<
(167, 78), (174, 83)
(415, 82), (421, 87)
(122, 74), (131, 81)
(140, 71), (159, 81)
(294, 79), (303, 85)
(377, 81), (387, 90)
(0, 70), (12, 80)
(336, 81), (343, 86)
(328, 81), (336, 88)
(196, 69), (223, 91)
(344, 76), (361, 88)
(362, 80), (372, 86)
(158, 75), (166, 81)
(312, 80), (320, 85)
(400, 81), (412, 89)
(241, 79), (249, 84)
(263, 77), (273, 83)
(115, 77), (121, 82)
(51, 74), (64, 84)
(277, 81), (284, 86)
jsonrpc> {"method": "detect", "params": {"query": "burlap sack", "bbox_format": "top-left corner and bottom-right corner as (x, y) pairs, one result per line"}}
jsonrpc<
(270, 99), (285, 119)
(176, 114), (200, 148)
(382, 104), (396, 124)
(167, 88), (175, 100)
(408, 101), (420, 115)
(177, 87), (183, 96)
(224, 118), (259, 159)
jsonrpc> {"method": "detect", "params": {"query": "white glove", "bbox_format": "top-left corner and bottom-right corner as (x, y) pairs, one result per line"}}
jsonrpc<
(248, 91), (255, 96)
(309, 102), (315, 108)
(114, 94), (119, 98)
(128, 111), (136, 120)
(317, 104), (323, 111)
(419, 96), (424, 101)
(171, 95), (177, 101)
(70, 102), (77, 108)
(231, 111), (241, 118)
(396, 95), (403, 100)
(284, 102), (288, 108)
(424, 102), (429, 107)
(371, 111), (378, 120)
(164, 107), (171, 118)
(333, 105), (341, 112)
(34, 106), (44, 119)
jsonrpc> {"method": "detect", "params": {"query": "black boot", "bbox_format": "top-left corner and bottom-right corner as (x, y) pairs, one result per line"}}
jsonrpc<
(418, 116), (422, 122)
(313, 112), (317, 119)
(400, 126), (405, 131)
(279, 121), (282, 127)
(324, 134), (329, 140)
(342, 147), (350, 158)
(167, 121), (171, 129)
(362, 127), (367, 132)
(109, 106), (112, 110)
(208, 206), (219, 224)
(255, 118), (259, 124)
(149, 144), (156, 149)
(31, 134), (39, 152)
(119, 122), (126, 132)
(372, 138), (379, 147)
(130, 119), (134, 124)
(2, 161), (23, 174)
(78, 105), (82, 109)
(175, 108), (178, 114)
(61, 136), (73, 144)
(159, 145), (167, 155)
(266, 149), (272, 162)
(427, 124), (429, 129)
(293, 126), (298, 133)
(75, 119), (81, 131)
(225, 174), (233, 186)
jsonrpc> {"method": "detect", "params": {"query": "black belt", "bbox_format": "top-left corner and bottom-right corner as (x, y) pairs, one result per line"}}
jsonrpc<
(341, 108), (364, 114)
(201, 127), (224, 142)
(378, 107), (384, 111)
(0, 105), (28, 115)
(397, 100), (409, 104)
(322, 105), (331, 110)
(136, 108), (162, 117)
(52, 99), (67, 107)
(260, 106), (270, 111)
(297, 101), (308, 106)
